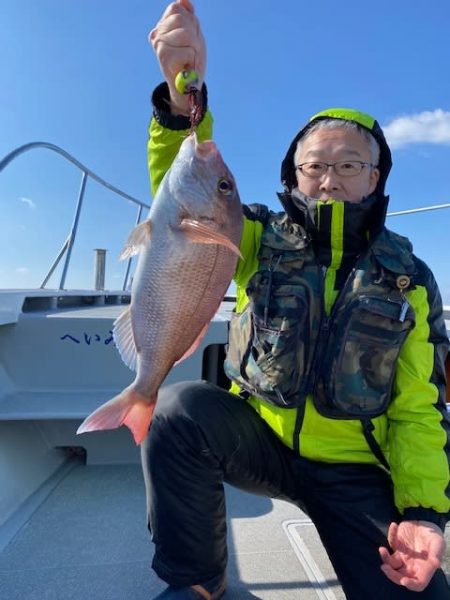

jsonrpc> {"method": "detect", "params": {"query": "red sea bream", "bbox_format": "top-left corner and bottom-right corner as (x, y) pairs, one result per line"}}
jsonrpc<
(77, 133), (242, 444)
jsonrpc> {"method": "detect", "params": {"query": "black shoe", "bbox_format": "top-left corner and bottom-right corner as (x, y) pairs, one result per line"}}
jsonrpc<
(153, 573), (226, 599)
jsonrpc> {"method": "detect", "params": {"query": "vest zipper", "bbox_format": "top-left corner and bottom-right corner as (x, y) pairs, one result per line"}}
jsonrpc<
(307, 263), (358, 396)
(263, 254), (282, 326)
(293, 261), (357, 453)
(293, 263), (326, 454)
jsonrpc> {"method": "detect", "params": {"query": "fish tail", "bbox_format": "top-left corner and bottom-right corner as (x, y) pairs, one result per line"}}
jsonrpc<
(76, 388), (156, 445)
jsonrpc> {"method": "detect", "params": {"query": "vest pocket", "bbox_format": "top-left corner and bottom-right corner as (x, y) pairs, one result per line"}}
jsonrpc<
(315, 295), (415, 418)
(224, 285), (310, 408)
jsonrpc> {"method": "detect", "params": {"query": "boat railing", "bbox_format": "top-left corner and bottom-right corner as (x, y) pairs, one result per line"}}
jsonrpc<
(387, 204), (450, 217)
(0, 142), (151, 291)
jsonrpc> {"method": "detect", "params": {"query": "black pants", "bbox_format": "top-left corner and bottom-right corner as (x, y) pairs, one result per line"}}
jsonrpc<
(141, 381), (450, 599)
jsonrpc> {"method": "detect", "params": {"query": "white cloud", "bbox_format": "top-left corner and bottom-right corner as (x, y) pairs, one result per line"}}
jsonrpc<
(16, 267), (29, 274)
(19, 197), (36, 209)
(382, 109), (450, 150)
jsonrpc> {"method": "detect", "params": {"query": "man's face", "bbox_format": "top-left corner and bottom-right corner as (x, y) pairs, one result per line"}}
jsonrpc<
(295, 128), (380, 203)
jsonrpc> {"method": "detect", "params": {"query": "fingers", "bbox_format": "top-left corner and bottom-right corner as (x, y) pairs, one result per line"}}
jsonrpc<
(380, 562), (408, 586)
(178, 0), (194, 12)
(428, 531), (446, 564)
(379, 543), (440, 592)
(152, 16), (198, 47)
(149, 1), (193, 47)
(380, 564), (436, 593)
(378, 546), (404, 569)
(386, 521), (398, 549)
(149, 1), (204, 70)
(149, 12), (199, 50)
(160, 0), (193, 21)
(379, 553), (434, 593)
(380, 563), (422, 592)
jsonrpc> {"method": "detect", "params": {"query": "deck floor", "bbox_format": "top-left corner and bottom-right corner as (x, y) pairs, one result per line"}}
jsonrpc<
(1, 461), (449, 599)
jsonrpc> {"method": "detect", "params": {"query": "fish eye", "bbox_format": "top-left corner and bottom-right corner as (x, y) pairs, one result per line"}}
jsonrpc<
(218, 178), (233, 195)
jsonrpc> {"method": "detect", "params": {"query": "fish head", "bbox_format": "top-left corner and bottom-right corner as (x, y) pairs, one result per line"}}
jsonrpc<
(167, 133), (242, 241)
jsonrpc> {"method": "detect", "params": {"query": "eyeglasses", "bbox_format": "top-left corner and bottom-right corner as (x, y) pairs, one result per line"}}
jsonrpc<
(296, 160), (374, 178)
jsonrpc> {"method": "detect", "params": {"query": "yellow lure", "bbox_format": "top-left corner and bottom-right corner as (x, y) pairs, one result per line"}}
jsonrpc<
(175, 70), (199, 95)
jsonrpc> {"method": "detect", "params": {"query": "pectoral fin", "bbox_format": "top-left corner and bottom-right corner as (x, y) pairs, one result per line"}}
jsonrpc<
(179, 219), (242, 258)
(119, 220), (152, 260)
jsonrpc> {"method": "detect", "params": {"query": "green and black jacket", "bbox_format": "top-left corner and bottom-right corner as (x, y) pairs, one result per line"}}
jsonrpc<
(148, 83), (450, 530)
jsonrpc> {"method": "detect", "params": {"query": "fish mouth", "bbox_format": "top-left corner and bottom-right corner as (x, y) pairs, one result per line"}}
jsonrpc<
(193, 134), (219, 159)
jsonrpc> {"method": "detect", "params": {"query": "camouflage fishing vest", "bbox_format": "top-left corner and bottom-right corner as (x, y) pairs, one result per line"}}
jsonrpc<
(224, 210), (417, 419)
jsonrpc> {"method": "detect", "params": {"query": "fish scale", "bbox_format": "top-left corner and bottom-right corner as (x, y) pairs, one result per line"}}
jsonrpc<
(133, 243), (219, 390)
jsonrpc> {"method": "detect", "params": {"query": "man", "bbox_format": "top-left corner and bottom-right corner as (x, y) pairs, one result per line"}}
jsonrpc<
(142, 1), (450, 598)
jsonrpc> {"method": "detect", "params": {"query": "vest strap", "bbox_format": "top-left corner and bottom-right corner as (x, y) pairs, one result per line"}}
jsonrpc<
(361, 418), (390, 471)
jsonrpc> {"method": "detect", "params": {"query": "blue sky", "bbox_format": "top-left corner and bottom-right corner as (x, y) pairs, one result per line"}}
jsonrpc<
(1, 0), (450, 301)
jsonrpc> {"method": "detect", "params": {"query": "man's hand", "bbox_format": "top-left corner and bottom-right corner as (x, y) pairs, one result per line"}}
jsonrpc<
(149, 0), (206, 115)
(379, 520), (446, 592)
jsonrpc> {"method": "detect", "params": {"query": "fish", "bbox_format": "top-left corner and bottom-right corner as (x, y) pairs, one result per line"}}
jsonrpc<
(76, 133), (242, 445)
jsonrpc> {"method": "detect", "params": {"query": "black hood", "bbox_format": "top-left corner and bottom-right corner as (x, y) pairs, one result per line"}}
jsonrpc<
(279, 108), (392, 236)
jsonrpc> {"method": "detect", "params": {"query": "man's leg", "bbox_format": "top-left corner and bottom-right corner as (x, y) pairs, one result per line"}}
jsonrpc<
(295, 460), (450, 599)
(140, 380), (297, 588)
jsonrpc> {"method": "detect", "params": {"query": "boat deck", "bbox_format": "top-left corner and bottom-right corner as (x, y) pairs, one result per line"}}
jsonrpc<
(0, 459), (345, 600)
(1, 459), (450, 600)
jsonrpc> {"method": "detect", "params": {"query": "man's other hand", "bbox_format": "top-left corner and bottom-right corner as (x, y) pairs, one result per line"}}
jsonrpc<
(379, 520), (446, 591)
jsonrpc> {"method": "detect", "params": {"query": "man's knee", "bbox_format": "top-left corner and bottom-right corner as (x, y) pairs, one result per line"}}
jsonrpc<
(153, 380), (228, 423)
(143, 380), (253, 463)
(141, 381), (238, 482)
(143, 380), (234, 456)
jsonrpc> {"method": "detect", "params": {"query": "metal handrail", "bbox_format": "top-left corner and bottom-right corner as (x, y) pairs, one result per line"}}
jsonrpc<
(0, 142), (151, 290)
(388, 203), (450, 217)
